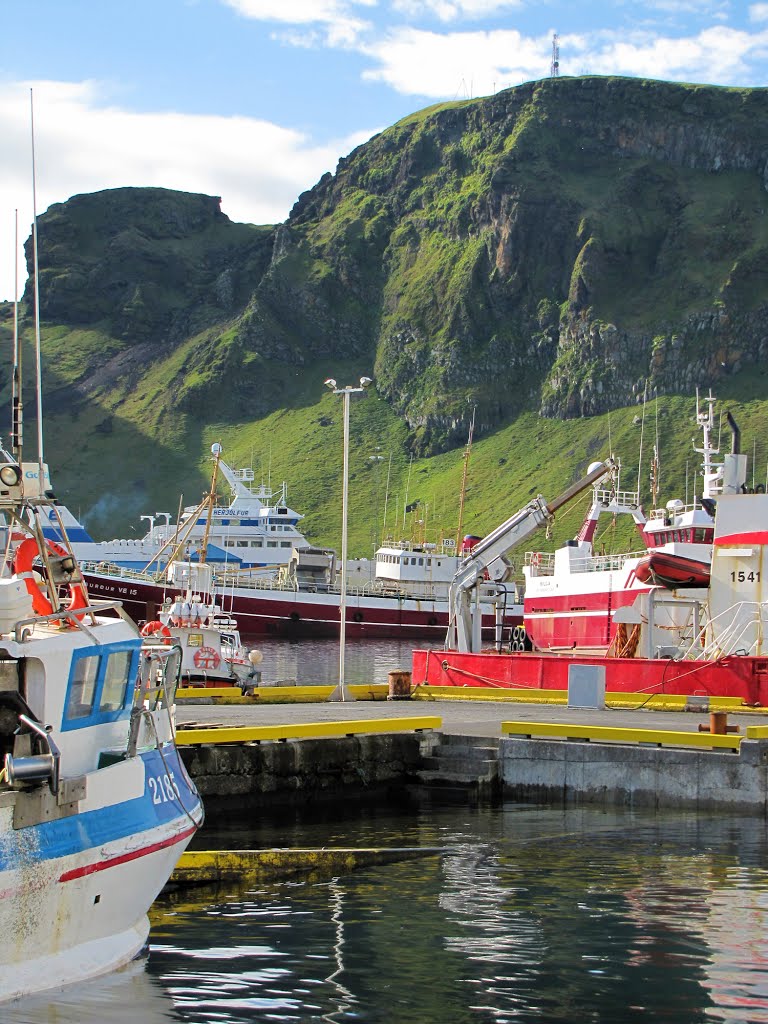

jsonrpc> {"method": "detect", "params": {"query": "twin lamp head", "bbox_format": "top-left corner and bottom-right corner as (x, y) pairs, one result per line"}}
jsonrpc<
(324, 377), (373, 392)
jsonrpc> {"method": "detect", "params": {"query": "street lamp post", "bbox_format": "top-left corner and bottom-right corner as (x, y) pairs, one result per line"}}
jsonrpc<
(324, 376), (373, 701)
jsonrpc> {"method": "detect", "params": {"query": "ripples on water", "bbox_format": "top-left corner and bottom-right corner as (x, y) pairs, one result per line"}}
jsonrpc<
(10, 799), (768, 1024)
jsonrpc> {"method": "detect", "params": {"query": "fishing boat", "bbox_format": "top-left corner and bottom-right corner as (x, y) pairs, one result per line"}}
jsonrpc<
(45, 444), (310, 573)
(415, 396), (768, 704)
(519, 392), (723, 655)
(1, 119), (202, 1000)
(140, 561), (262, 687)
(80, 533), (522, 641)
(0, 447), (204, 1002)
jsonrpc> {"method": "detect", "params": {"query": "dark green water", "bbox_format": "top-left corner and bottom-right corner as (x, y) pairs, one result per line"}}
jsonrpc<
(12, 795), (768, 1023)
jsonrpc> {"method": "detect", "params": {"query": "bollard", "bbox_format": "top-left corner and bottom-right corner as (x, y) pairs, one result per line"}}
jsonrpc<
(387, 670), (412, 700)
(698, 712), (740, 735)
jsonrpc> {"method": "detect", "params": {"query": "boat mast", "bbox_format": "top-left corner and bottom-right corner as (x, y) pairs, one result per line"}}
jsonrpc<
(11, 209), (22, 464)
(198, 443), (223, 564)
(455, 407), (475, 549)
(694, 389), (722, 499)
(30, 89), (45, 485)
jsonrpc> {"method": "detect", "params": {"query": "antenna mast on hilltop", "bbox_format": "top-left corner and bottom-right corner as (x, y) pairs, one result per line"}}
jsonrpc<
(550, 33), (560, 77)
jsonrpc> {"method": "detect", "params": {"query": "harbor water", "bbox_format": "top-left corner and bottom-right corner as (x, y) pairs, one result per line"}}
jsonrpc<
(247, 636), (419, 687)
(10, 795), (768, 1023)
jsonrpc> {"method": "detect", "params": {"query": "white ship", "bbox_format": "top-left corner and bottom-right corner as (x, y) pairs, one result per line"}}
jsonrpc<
(43, 445), (310, 573)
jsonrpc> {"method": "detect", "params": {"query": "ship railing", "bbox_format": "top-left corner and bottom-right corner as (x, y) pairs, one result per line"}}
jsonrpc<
(691, 601), (768, 660)
(594, 487), (640, 509)
(648, 502), (699, 520)
(212, 566), (448, 602)
(525, 549), (647, 575)
(378, 538), (457, 555)
(81, 560), (159, 583)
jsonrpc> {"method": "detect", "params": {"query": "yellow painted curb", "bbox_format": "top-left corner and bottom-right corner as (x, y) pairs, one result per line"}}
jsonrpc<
(176, 683), (390, 704)
(176, 716), (442, 745)
(502, 720), (742, 750)
(413, 685), (755, 712)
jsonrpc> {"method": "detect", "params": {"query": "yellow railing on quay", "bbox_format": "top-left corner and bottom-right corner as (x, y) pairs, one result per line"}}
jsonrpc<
(176, 716), (442, 745)
(175, 683), (391, 703)
(501, 720), (742, 750)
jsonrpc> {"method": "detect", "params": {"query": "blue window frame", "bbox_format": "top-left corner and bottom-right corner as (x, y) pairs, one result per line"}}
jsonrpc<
(62, 639), (142, 731)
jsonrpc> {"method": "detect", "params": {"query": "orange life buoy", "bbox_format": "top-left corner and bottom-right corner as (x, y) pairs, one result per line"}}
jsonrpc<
(13, 537), (89, 620)
(530, 552), (541, 567)
(193, 646), (221, 670)
(140, 620), (172, 639)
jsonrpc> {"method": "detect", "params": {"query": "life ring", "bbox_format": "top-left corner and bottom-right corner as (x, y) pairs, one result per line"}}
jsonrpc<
(140, 620), (172, 639)
(193, 646), (221, 670)
(13, 537), (88, 620)
(530, 552), (540, 567)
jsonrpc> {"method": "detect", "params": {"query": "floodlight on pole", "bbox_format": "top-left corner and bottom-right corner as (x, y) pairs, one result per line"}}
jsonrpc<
(325, 376), (373, 702)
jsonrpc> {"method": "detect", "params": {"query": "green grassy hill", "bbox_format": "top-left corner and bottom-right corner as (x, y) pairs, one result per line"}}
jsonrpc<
(2, 75), (768, 563)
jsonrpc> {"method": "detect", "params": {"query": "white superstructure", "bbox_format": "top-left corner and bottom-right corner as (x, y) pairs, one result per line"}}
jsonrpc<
(43, 449), (310, 572)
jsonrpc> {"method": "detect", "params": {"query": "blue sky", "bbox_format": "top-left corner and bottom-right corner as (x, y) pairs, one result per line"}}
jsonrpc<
(2, 0), (768, 300)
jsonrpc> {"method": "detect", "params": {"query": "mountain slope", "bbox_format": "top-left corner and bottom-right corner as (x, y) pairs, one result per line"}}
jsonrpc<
(2, 75), (768, 551)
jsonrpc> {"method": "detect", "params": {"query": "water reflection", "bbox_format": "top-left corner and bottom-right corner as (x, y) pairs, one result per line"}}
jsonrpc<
(7, 958), (176, 1023)
(8, 803), (768, 1023)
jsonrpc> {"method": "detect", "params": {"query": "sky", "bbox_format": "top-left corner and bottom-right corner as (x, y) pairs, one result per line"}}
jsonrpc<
(1, 0), (768, 302)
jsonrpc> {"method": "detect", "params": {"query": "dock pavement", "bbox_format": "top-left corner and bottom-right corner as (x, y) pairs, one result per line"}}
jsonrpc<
(176, 691), (768, 738)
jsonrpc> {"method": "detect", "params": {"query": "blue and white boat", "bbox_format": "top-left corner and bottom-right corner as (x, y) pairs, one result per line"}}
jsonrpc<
(0, 447), (203, 1003)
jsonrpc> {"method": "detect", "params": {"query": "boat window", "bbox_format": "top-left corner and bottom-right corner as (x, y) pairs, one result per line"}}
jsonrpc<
(268, 541), (278, 548)
(281, 541), (291, 547)
(418, 558), (424, 566)
(62, 641), (142, 731)
(65, 654), (99, 719)
(100, 650), (132, 712)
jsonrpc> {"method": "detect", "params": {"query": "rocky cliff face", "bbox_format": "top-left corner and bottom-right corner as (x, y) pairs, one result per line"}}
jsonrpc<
(24, 76), (768, 454)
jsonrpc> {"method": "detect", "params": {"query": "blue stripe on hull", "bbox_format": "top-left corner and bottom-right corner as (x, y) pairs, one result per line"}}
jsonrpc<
(0, 746), (201, 873)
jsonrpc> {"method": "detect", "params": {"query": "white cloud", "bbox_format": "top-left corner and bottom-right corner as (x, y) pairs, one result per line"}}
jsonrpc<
(570, 25), (768, 81)
(0, 79), (375, 302)
(750, 3), (768, 22)
(221, 0), (374, 45)
(360, 28), (555, 96)
(391, 0), (523, 20)
(358, 22), (768, 99)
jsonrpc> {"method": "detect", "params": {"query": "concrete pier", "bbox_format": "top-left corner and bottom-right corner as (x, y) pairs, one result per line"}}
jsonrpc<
(176, 693), (768, 815)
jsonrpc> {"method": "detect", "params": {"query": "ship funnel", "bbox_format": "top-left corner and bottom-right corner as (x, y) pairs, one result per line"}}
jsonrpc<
(726, 412), (740, 455)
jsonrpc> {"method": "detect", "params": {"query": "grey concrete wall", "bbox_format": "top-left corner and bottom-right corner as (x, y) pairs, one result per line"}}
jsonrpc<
(181, 733), (424, 810)
(500, 736), (768, 814)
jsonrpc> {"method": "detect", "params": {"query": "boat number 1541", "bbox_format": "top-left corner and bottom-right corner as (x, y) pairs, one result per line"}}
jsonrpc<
(148, 771), (180, 804)
(731, 571), (761, 583)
